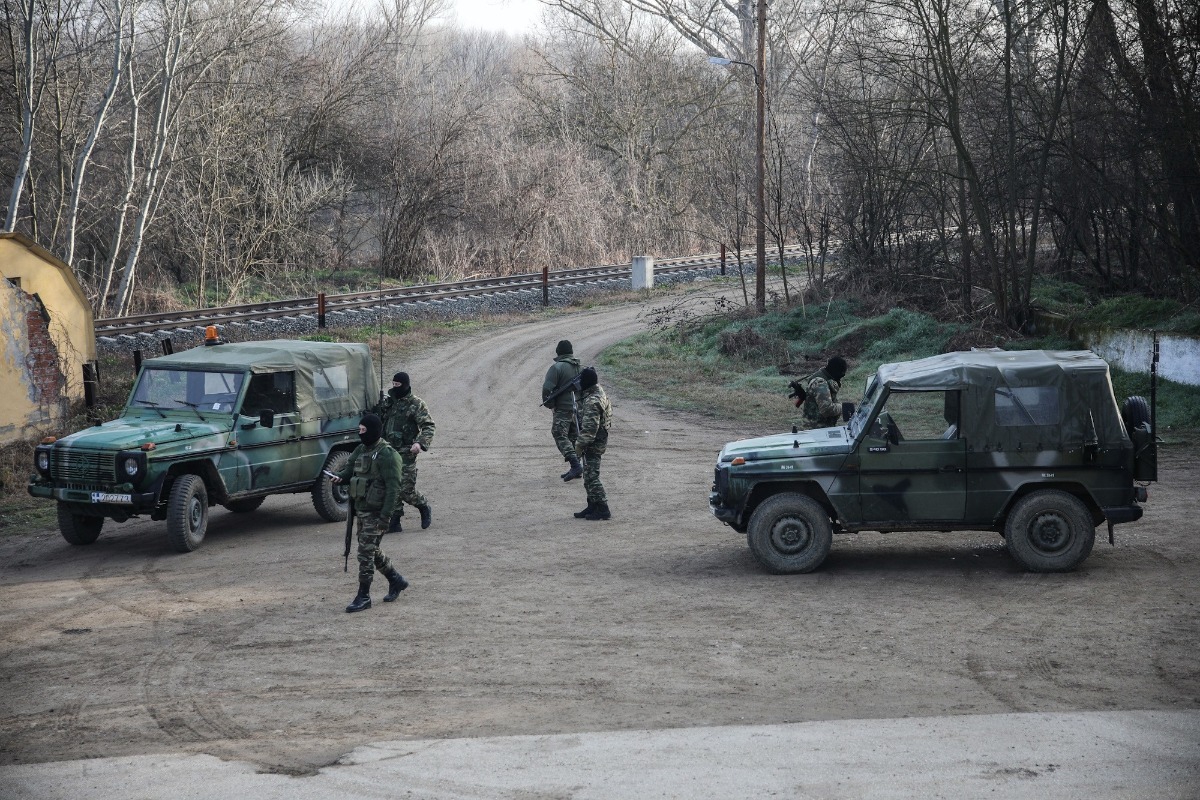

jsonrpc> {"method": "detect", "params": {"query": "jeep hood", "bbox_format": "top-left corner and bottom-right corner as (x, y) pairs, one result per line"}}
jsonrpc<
(55, 417), (228, 451)
(720, 427), (853, 461)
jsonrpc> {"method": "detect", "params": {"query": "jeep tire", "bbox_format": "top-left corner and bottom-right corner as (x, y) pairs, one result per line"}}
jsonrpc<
(747, 493), (833, 574)
(1004, 490), (1095, 572)
(1122, 395), (1151, 430)
(167, 474), (209, 552)
(58, 505), (103, 545)
(312, 450), (350, 522)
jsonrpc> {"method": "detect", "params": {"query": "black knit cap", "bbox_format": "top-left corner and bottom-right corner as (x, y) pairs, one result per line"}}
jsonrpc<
(556, 339), (573, 355)
(359, 413), (383, 445)
(827, 356), (848, 381)
(579, 366), (598, 390)
(392, 372), (409, 385)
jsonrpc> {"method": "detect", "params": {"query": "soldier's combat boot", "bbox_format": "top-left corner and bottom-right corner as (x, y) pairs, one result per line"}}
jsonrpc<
(346, 581), (372, 613)
(584, 502), (611, 521)
(574, 502), (594, 519)
(417, 503), (432, 530)
(383, 568), (408, 602)
(561, 456), (583, 482)
(388, 511), (403, 533)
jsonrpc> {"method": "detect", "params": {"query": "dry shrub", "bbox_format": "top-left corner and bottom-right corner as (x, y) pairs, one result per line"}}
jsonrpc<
(719, 327), (789, 364)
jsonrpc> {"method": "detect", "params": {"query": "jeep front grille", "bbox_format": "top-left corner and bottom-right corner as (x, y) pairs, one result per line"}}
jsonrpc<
(51, 450), (114, 484)
(714, 465), (729, 495)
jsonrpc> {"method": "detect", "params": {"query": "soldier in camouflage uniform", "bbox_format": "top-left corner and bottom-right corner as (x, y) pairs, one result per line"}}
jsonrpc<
(571, 367), (613, 521)
(797, 356), (848, 429)
(331, 413), (407, 613)
(542, 340), (584, 481)
(377, 372), (436, 531)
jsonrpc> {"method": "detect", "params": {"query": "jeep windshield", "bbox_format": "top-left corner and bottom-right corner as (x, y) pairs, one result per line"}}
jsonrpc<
(130, 368), (246, 415)
(847, 375), (881, 438)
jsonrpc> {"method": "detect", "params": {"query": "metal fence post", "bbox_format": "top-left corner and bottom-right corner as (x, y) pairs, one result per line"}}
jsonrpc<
(542, 266), (549, 306)
(318, 293), (326, 328)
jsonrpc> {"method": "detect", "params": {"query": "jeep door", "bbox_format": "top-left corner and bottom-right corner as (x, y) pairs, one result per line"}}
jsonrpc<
(853, 389), (967, 524)
(223, 371), (303, 492)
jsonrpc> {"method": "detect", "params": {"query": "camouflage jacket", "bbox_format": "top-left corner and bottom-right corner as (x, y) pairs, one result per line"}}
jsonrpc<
(575, 385), (612, 454)
(376, 393), (435, 455)
(542, 356), (582, 411)
(802, 369), (841, 427)
(334, 439), (401, 520)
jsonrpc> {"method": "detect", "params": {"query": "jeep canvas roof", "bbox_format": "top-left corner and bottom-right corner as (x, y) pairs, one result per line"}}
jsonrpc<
(143, 339), (378, 421)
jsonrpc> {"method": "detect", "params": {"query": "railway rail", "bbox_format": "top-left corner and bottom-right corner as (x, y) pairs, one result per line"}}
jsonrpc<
(94, 246), (805, 339)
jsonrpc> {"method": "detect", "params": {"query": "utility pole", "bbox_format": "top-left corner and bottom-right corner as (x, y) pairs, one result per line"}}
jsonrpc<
(754, 0), (767, 313)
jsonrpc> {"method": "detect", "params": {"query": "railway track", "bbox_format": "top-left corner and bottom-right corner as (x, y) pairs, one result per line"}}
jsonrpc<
(94, 245), (805, 339)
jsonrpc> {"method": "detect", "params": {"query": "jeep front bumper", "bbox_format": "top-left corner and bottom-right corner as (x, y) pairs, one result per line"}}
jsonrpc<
(709, 492), (740, 526)
(29, 481), (158, 512)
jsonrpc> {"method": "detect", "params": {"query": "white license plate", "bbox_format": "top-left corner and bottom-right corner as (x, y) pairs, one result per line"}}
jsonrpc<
(91, 492), (132, 504)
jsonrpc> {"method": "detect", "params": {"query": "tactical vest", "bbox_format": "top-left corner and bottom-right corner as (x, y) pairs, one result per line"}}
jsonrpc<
(348, 443), (393, 512)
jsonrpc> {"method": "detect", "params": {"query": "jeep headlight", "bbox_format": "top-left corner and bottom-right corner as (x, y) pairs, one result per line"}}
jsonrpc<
(35, 449), (50, 476)
(116, 451), (146, 483)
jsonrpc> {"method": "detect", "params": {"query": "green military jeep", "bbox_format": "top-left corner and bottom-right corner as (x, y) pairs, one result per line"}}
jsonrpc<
(710, 349), (1157, 573)
(30, 338), (377, 552)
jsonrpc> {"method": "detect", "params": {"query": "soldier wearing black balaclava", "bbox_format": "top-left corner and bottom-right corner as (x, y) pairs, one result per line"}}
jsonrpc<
(795, 356), (848, 429)
(376, 372), (435, 532)
(571, 367), (613, 520)
(330, 413), (407, 612)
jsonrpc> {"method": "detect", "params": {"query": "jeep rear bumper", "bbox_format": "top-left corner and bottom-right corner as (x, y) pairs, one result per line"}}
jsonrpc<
(1102, 504), (1143, 525)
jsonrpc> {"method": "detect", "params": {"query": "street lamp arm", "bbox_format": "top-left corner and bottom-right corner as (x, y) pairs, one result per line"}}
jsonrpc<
(707, 55), (758, 77)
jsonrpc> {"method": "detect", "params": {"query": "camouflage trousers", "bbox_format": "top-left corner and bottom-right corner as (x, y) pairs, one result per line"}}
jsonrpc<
(580, 445), (606, 504)
(398, 455), (427, 507)
(551, 407), (579, 461)
(355, 511), (396, 584)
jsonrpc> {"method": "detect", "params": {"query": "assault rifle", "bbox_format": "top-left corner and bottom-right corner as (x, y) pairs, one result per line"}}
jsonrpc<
(343, 496), (354, 572)
(541, 373), (582, 410)
(541, 373), (584, 433)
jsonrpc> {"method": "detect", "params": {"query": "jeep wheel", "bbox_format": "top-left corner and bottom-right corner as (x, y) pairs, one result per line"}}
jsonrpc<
(167, 474), (209, 552)
(1004, 490), (1095, 572)
(224, 496), (265, 514)
(312, 450), (350, 522)
(57, 505), (103, 545)
(747, 493), (833, 574)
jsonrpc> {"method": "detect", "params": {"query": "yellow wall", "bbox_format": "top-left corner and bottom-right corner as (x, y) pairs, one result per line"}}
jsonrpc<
(0, 233), (96, 443)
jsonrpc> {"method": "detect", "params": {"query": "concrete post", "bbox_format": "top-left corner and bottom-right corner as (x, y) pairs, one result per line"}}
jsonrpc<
(632, 256), (654, 290)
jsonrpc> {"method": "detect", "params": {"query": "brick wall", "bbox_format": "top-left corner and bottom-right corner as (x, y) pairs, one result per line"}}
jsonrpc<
(25, 298), (64, 403)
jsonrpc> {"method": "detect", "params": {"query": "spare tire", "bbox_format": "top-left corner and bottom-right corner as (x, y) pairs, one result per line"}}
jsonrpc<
(1121, 395), (1151, 431)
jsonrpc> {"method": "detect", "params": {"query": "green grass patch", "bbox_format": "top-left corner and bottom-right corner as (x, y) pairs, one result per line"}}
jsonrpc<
(602, 297), (1200, 440)
(602, 299), (966, 427)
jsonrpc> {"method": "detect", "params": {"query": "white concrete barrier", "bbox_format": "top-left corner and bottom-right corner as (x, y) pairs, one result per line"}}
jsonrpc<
(631, 256), (654, 290)
(1086, 330), (1200, 387)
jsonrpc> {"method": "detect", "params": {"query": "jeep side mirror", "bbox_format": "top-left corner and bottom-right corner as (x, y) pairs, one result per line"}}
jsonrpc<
(259, 409), (274, 429)
(842, 402), (856, 422)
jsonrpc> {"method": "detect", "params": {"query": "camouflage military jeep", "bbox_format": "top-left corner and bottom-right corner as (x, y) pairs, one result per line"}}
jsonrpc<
(29, 338), (377, 552)
(710, 349), (1157, 573)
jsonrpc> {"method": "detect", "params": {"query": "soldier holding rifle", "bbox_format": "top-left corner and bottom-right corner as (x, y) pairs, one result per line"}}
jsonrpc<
(330, 413), (408, 613)
(542, 339), (584, 481)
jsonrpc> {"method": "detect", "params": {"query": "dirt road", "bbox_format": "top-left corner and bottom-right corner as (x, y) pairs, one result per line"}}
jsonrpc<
(1, 291), (1198, 777)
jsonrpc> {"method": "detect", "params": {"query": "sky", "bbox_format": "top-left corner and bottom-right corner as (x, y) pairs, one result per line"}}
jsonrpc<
(449, 0), (544, 34)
